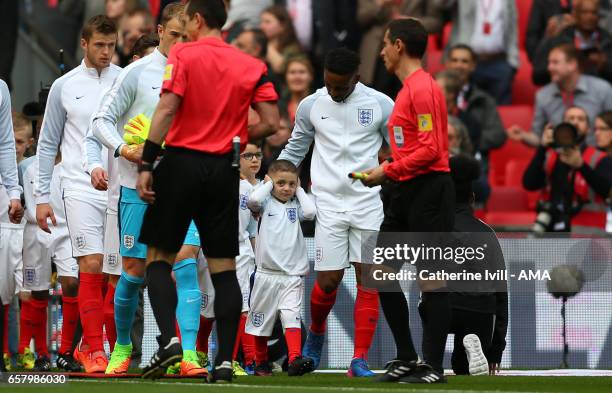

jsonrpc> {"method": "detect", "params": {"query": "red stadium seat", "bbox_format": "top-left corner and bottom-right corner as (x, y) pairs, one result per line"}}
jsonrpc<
(489, 106), (535, 186)
(442, 22), (452, 49)
(484, 186), (536, 228)
(497, 104), (533, 131)
(428, 34), (441, 51)
(516, 0), (533, 51)
(425, 50), (445, 76)
(505, 159), (540, 209)
(512, 51), (538, 105)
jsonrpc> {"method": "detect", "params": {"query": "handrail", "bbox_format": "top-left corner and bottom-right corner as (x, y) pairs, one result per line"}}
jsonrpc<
(19, 14), (79, 72)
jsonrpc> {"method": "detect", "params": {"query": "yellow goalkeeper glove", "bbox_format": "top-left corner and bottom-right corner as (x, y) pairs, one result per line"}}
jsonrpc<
(123, 113), (151, 145)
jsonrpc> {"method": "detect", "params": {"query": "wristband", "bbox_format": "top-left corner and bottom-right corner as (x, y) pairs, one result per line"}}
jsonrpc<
(141, 139), (162, 164)
(138, 162), (154, 173)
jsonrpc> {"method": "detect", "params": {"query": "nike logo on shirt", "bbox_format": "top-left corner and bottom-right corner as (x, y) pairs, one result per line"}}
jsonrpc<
(268, 213), (276, 217)
(152, 86), (161, 90)
(76, 96), (85, 100)
(321, 116), (329, 119)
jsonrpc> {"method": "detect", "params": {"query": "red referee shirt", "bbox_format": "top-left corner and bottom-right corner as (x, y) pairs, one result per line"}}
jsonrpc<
(384, 68), (450, 182)
(162, 37), (278, 154)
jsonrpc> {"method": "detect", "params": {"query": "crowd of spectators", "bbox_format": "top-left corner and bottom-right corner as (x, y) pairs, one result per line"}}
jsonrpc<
(2, 0), (612, 233)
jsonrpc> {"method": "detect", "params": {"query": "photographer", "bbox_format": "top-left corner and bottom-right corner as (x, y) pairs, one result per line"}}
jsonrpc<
(594, 111), (612, 232)
(523, 106), (612, 233)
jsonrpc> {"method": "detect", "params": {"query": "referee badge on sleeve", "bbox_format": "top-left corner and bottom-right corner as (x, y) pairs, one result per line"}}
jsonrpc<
(163, 64), (173, 81)
(393, 126), (404, 147)
(417, 114), (433, 132)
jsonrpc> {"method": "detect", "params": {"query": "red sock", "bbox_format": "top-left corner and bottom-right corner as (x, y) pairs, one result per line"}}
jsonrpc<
(197, 317), (214, 353)
(60, 296), (79, 354)
(241, 330), (256, 365)
(78, 273), (105, 352)
(353, 285), (379, 360)
(18, 300), (34, 353)
(30, 299), (49, 357)
(254, 335), (268, 364)
(310, 281), (337, 334)
(103, 283), (116, 352)
(175, 320), (181, 342)
(232, 314), (246, 360)
(285, 328), (302, 363)
(3, 305), (9, 355)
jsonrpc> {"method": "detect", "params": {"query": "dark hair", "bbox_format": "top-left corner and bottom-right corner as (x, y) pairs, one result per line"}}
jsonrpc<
(82, 14), (118, 41)
(186, 0), (227, 30)
(324, 48), (361, 75)
(268, 159), (298, 174)
(386, 18), (428, 59)
(448, 43), (477, 63)
(261, 5), (300, 52)
(242, 28), (268, 58)
(160, 2), (185, 27)
(435, 69), (463, 98)
(550, 42), (580, 62)
(131, 33), (159, 59)
(450, 154), (480, 203)
(597, 110), (612, 128)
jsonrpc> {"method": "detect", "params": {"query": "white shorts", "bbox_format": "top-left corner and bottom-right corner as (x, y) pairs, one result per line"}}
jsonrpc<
(0, 222), (24, 305)
(64, 196), (106, 257)
(198, 253), (253, 318)
(103, 211), (122, 275)
(245, 270), (303, 337)
(22, 223), (78, 291)
(314, 206), (383, 271)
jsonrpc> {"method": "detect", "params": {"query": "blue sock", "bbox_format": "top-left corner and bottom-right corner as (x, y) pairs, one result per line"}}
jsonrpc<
(174, 258), (201, 352)
(114, 271), (144, 346)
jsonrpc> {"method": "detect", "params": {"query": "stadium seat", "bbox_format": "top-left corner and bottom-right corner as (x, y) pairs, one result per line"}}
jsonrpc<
(497, 104), (534, 131)
(489, 105), (535, 186)
(425, 50), (445, 76)
(484, 186), (536, 228)
(428, 34), (441, 51)
(505, 159), (540, 210)
(516, 0), (533, 51)
(441, 22), (452, 49)
(511, 51), (537, 105)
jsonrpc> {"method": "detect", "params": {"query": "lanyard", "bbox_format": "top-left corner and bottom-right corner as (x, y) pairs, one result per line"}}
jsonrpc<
(480, 0), (494, 34)
(561, 90), (574, 108)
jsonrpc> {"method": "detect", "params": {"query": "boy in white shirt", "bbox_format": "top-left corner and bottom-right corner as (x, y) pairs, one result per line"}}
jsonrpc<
(246, 160), (316, 377)
(197, 143), (261, 374)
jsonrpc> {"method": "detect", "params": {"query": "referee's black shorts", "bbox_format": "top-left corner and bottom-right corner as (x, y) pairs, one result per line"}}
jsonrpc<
(139, 146), (239, 258)
(377, 171), (455, 272)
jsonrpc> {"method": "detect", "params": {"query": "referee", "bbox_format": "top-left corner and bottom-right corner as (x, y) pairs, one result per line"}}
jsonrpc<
(136, 0), (279, 383)
(361, 19), (455, 383)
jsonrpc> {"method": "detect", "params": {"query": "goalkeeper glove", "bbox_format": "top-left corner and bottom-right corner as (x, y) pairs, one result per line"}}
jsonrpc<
(123, 113), (151, 145)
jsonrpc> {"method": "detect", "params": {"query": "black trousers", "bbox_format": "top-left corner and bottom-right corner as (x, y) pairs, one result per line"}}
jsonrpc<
(449, 308), (494, 375)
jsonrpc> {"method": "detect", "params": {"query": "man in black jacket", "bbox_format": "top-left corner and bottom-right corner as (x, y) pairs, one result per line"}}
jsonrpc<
(448, 154), (508, 376)
(532, 0), (612, 85)
(525, 0), (574, 62)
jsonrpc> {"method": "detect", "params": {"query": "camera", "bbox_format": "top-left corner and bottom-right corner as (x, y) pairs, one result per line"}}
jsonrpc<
(533, 200), (553, 233)
(552, 122), (579, 149)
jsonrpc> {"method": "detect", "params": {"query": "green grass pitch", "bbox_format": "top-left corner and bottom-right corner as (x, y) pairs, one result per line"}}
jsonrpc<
(3, 374), (612, 393)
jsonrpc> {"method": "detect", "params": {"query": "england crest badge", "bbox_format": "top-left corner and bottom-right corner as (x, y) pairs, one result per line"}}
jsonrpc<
(123, 235), (135, 250)
(251, 312), (265, 327)
(239, 194), (248, 210)
(358, 108), (373, 127)
(287, 207), (297, 223)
